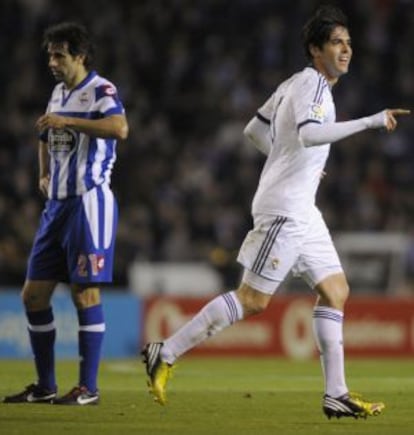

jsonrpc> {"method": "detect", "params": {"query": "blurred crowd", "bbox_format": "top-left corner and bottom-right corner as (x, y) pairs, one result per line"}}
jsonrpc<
(0, 0), (413, 288)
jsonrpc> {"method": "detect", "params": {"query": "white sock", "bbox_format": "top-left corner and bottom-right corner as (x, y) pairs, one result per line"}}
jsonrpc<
(313, 306), (348, 398)
(161, 291), (243, 364)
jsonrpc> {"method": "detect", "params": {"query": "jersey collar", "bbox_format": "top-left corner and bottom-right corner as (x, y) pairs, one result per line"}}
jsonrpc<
(61, 70), (97, 106)
(306, 65), (331, 90)
(63, 70), (97, 92)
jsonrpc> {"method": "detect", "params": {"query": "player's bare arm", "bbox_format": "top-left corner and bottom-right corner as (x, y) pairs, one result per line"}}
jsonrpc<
(38, 140), (49, 197)
(35, 113), (129, 140)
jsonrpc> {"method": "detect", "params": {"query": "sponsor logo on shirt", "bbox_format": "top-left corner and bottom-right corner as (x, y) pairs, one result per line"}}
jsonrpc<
(48, 128), (78, 158)
(102, 85), (116, 96)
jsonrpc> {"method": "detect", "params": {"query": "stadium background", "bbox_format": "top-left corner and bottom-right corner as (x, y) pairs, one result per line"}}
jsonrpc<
(0, 0), (413, 359)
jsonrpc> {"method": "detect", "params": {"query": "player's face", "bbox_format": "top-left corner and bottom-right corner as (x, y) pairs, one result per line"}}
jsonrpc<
(312, 26), (352, 84)
(47, 42), (85, 88)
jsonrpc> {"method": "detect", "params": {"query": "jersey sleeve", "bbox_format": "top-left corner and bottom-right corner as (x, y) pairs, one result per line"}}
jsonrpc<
(38, 94), (54, 142)
(94, 82), (125, 117)
(292, 74), (328, 130)
(244, 115), (271, 155)
(256, 94), (274, 124)
(39, 111), (49, 142)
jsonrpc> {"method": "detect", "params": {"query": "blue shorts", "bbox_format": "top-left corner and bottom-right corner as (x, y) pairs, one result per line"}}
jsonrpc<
(27, 184), (118, 284)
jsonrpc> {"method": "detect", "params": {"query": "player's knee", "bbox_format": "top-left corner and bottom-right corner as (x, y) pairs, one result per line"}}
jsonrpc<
(236, 284), (271, 317)
(243, 300), (268, 317)
(316, 273), (350, 310)
(21, 286), (32, 309)
(71, 285), (101, 309)
(21, 282), (51, 311)
(327, 283), (349, 307)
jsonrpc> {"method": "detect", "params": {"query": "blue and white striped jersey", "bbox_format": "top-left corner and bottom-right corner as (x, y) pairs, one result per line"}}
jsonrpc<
(41, 70), (125, 199)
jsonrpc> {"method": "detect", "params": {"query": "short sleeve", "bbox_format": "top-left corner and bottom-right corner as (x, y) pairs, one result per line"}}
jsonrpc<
(94, 83), (125, 117)
(292, 73), (328, 130)
(256, 94), (274, 123)
(38, 100), (52, 142)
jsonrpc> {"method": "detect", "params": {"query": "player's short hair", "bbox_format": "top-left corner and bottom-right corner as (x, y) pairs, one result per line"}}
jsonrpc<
(42, 22), (94, 69)
(302, 5), (348, 59)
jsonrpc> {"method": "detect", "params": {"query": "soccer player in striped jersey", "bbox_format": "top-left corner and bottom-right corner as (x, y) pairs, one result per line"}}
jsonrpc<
(3, 22), (128, 406)
(142, 6), (409, 417)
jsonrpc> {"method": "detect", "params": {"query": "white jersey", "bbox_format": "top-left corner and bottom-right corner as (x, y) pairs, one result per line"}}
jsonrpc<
(251, 66), (335, 221)
(41, 71), (125, 200)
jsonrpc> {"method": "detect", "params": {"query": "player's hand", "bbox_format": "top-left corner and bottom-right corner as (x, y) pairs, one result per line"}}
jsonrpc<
(36, 114), (68, 132)
(384, 109), (410, 132)
(39, 175), (50, 197)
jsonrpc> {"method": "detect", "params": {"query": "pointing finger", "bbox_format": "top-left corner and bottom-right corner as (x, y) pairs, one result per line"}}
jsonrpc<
(389, 109), (411, 116)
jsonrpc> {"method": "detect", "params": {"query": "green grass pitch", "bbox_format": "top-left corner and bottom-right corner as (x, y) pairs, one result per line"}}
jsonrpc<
(0, 357), (413, 434)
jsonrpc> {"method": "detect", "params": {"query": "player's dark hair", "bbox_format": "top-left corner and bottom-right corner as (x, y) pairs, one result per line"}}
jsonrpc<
(302, 5), (348, 59)
(42, 22), (94, 69)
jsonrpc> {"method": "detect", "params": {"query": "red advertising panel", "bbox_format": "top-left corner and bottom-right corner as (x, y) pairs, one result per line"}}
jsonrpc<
(143, 296), (414, 358)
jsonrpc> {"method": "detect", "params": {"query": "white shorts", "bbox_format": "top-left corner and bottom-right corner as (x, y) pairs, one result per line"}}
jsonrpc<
(237, 208), (343, 295)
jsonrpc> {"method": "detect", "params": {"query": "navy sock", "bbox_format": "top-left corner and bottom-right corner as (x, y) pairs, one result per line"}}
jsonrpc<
(77, 305), (105, 393)
(27, 308), (56, 391)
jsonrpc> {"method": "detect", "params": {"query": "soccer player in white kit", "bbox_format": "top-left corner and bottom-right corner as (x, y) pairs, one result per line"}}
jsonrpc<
(142, 5), (409, 417)
(3, 22), (128, 406)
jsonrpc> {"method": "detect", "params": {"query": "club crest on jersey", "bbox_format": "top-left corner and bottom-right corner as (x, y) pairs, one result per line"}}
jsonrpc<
(78, 91), (89, 105)
(271, 258), (280, 269)
(308, 103), (324, 122)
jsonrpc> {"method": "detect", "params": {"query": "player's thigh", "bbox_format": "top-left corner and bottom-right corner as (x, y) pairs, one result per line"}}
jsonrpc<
(237, 214), (305, 291)
(66, 184), (118, 284)
(293, 209), (343, 289)
(27, 201), (68, 282)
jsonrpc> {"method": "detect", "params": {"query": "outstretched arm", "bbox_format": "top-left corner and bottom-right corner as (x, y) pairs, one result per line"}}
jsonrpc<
(300, 109), (410, 147)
